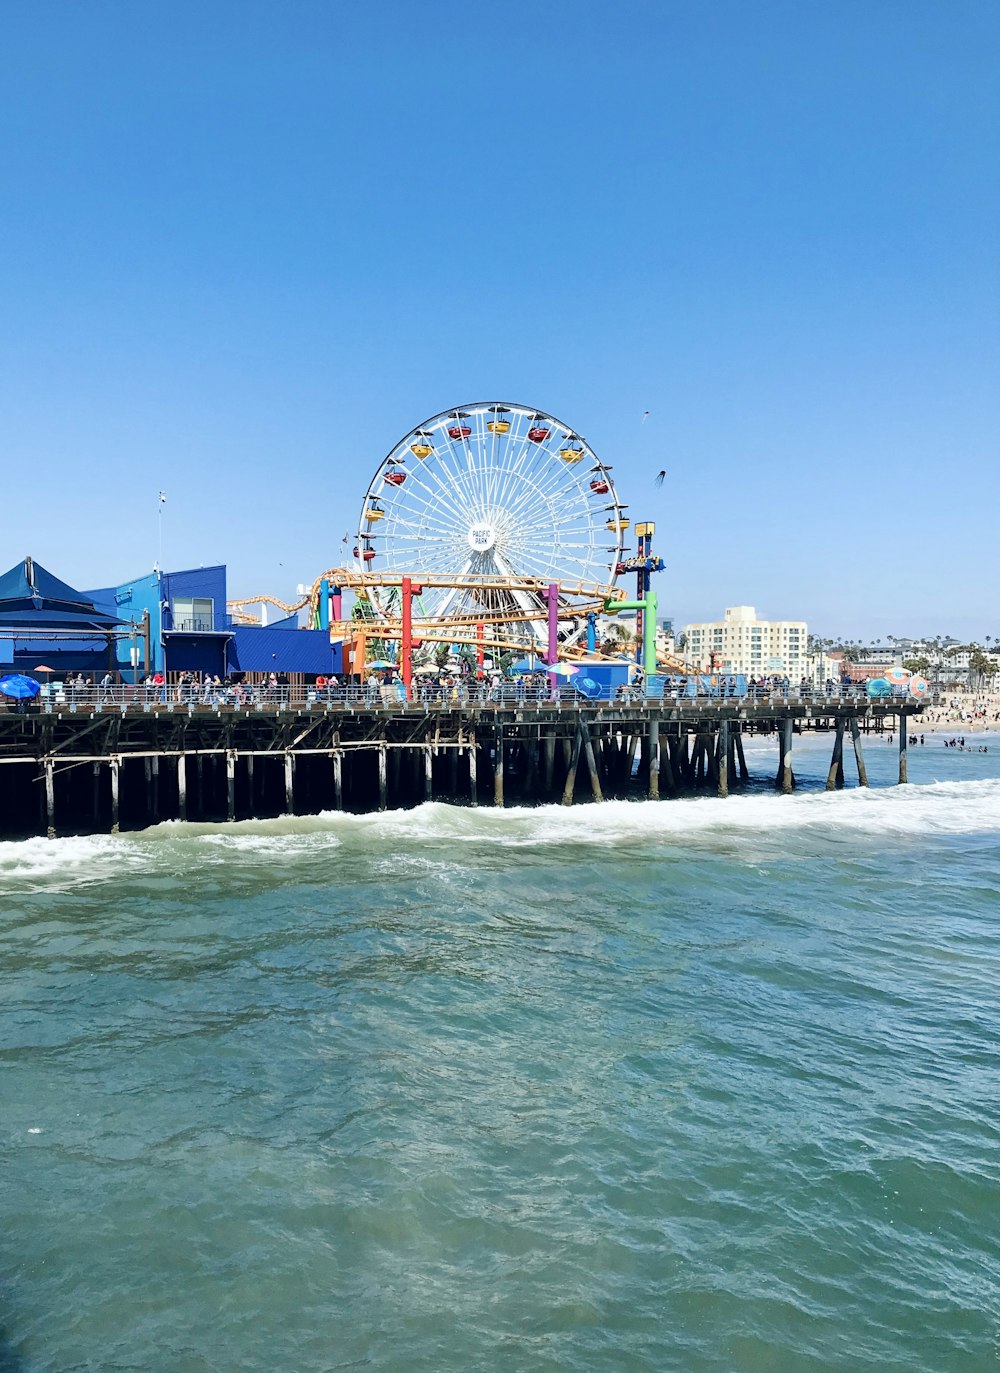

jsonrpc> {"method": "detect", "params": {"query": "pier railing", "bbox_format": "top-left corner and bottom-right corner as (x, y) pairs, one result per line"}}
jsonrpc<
(4, 680), (914, 715)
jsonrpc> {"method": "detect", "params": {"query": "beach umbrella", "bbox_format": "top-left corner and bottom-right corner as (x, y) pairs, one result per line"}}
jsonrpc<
(886, 667), (910, 686)
(577, 676), (602, 698)
(909, 674), (929, 699)
(366, 660), (395, 670)
(866, 678), (892, 699)
(33, 664), (55, 674)
(0, 674), (41, 700)
(413, 664), (440, 676)
(548, 662), (579, 677)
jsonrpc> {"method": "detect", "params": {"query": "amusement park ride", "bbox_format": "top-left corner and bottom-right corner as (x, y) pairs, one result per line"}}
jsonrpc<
(227, 401), (685, 682)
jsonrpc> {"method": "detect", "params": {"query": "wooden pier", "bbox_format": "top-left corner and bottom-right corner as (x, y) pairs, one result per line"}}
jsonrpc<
(0, 696), (923, 838)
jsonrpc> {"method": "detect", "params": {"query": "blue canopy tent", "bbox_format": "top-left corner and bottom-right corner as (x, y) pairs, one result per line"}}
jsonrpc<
(0, 556), (126, 674)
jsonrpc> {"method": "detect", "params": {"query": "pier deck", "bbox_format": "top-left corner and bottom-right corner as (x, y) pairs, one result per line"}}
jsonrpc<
(0, 694), (924, 837)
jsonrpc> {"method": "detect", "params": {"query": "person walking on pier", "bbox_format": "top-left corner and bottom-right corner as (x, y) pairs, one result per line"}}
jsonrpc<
(99, 671), (114, 706)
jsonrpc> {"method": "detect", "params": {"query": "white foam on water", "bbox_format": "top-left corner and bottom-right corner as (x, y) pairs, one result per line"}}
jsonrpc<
(314, 778), (1000, 848)
(0, 833), (152, 890)
(2, 779), (997, 890)
(193, 831), (344, 859)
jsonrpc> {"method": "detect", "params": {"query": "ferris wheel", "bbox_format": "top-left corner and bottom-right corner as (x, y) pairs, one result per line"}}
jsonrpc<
(354, 402), (629, 650)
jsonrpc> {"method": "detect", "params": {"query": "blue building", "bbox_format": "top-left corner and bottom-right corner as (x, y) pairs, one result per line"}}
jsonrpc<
(88, 564), (342, 679)
(88, 565), (231, 678)
(1, 555), (342, 682)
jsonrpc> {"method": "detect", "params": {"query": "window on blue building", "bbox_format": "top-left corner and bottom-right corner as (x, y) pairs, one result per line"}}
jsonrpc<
(172, 597), (214, 632)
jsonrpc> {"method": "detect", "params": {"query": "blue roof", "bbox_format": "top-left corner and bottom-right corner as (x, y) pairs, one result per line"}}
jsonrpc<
(0, 556), (123, 630)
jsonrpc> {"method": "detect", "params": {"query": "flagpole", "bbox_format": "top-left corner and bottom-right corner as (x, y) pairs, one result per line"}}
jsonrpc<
(157, 491), (166, 571)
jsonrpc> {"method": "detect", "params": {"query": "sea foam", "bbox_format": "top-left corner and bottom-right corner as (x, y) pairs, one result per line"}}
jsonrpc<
(1, 779), (998, 892)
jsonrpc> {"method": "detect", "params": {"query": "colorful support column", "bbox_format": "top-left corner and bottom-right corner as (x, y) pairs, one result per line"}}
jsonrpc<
(643, 589), (658, 677)
(318, 578), (330, 631)
(586, 612), (597, 653)
(605, 590), (658, 678)
(401, 576), (412, 701)
(476, 623), (485, 669)
(634, 523), (651, 663)
(547, 582), (560, 694)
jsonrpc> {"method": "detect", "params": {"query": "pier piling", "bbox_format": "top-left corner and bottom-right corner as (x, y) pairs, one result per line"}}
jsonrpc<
(45, 759), (55, 839)
(110, 757), (120, 833)
(647, 720), (660, 800)
(780, 718), (795, 794)
(849, 717), (869, 787)
(826, 720), (845, 791)
(718, 720), (730, 798)
(562, 725), (582, 806)
(582, 721), (603, 802)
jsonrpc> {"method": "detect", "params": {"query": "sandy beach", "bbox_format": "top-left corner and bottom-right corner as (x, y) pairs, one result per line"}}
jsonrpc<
(910, 690), (1000, 735)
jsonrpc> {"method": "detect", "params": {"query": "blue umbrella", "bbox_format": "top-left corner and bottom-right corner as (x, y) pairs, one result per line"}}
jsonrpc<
(0, 674), (41, 700)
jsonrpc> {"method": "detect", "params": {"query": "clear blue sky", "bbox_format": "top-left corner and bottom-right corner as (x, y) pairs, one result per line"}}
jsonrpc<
(1, 1), (997, 640)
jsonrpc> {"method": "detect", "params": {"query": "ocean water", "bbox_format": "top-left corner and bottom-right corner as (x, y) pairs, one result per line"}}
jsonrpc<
(3, 735), (1000, 1372)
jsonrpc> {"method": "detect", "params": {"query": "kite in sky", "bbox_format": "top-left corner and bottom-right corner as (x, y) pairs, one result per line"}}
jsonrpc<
(655, 470), (666, 487)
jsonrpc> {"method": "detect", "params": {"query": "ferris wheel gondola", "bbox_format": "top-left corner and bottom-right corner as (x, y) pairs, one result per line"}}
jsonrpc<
(355, 401), (626, 651)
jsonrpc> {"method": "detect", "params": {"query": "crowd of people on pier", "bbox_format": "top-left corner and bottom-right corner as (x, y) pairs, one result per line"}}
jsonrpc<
(15, 672), (1000, 726)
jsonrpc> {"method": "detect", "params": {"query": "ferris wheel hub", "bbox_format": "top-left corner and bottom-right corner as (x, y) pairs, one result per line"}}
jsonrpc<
(467, 523), (498, 553)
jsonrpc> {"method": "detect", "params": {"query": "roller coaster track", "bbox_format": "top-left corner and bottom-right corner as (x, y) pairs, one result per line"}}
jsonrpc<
(227, 569), (624, 625)
(226, 569), (687, 671)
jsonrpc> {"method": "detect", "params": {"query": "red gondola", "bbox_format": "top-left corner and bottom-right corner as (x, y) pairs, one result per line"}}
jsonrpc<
(384, 469), (407, 486)
(590, 479), (610, 495)
(528, 425), (550, 443)
(448, 424), (472, 440)
(362, 546), (376, 562)
(352, 546), (360, 559)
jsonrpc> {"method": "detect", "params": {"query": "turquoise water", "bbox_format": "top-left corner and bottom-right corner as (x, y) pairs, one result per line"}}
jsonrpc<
(3, 736), (1000, 1372)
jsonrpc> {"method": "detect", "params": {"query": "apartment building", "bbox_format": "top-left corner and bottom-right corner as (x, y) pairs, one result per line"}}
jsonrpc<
(682, 606), (808, 678)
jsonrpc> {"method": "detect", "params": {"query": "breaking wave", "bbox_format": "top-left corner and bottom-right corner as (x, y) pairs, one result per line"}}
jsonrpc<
(1, 778), (998, 892)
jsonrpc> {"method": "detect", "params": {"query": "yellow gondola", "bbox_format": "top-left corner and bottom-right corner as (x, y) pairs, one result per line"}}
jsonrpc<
(410, 442), (433, 459)
(560, 447), (584, 463)
(606, 517), (630, 531)
(487, 420), (511, 435)
(365, 506), (385, 522)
